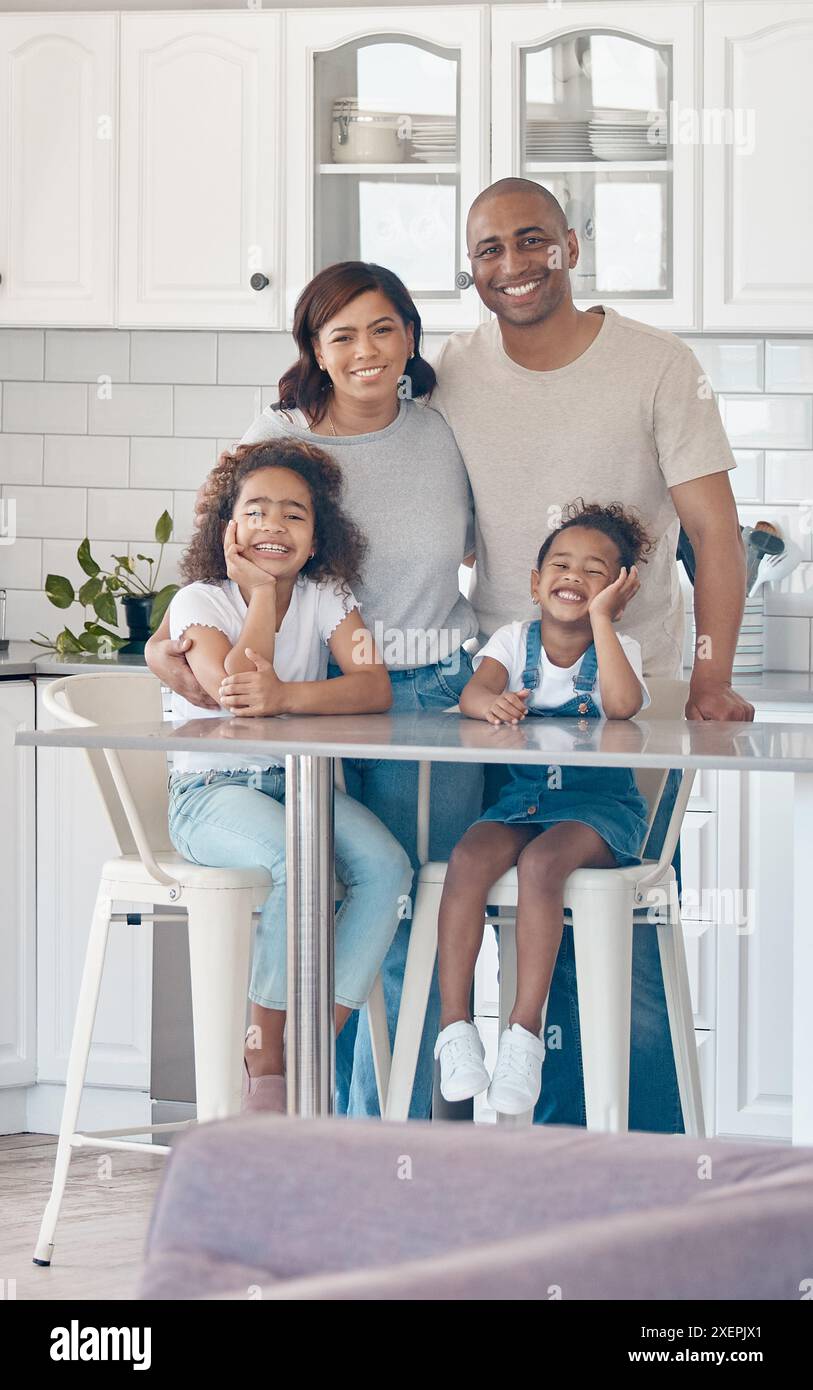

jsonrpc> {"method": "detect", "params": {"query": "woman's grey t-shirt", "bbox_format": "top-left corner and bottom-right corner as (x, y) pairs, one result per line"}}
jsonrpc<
(238, 397), (478, 670)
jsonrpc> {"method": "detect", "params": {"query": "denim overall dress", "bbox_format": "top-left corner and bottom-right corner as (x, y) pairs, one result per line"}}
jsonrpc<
(477, 622), (649, 868)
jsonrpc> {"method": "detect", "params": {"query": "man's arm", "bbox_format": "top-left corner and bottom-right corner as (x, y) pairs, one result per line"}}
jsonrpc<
(670, 470), (754, 721)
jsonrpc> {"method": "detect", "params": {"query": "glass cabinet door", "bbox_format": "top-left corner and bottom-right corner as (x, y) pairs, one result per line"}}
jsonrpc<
(286, 9), (488, 331)
(492, 4), (699, 330)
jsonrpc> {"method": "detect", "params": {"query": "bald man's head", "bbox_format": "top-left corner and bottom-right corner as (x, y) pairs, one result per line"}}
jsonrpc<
(465, 179), (576, 328)
(466, 179), (569, 245)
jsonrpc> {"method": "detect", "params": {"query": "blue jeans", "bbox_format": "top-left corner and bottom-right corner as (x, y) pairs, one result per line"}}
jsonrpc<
(331, 651), (485, 1119)
(167, 768), (413, 1011)
(482, 764), (684, 1133)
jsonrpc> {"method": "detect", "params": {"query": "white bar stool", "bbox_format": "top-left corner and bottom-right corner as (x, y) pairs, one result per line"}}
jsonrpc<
(383, 678), (706, 1137)
(33, 672), (390, 1267)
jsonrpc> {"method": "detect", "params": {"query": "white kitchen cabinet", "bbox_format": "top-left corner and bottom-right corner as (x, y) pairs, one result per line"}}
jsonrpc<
(284, 6), (489, 332)
(714, 747), (799, 1140)
(0, 682), (36, 1119)
(703, 1), (813, 330)
(0, 14), (117, 326)
(118, 12), (283, 328)
(34, 681), (152, 1104)
(490, 3), (700, 329)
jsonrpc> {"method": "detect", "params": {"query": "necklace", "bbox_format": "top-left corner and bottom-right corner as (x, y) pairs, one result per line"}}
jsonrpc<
(326, 407), (337, 437)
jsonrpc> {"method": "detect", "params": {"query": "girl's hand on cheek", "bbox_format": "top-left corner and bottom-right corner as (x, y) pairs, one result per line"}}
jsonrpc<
(224, 520), (278, 595)
(588, 565), (640, 623)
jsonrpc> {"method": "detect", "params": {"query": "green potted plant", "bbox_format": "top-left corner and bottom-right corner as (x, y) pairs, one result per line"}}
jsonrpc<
(34, 510), (179, 657)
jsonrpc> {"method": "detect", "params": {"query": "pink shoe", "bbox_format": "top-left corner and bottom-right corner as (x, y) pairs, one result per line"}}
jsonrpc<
(241, 1058), (287, 1115)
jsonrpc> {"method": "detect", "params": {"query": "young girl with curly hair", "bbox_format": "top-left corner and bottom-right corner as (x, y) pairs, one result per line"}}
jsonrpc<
(166, 438), (412, 1112)
(434, 501), (654, 1116)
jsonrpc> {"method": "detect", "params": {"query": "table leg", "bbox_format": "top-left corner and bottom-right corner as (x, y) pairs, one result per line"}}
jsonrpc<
(793, 771), (813, 1145)
(285, 754), (335, 1117)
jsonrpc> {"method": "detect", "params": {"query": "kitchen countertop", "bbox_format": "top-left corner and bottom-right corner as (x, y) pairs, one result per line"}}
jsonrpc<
(3, 639), (813, 706)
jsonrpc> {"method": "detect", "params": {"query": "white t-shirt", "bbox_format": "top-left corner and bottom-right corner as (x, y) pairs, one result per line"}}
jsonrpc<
(168, 575), (359, 774)
(473, 621), (651, 718)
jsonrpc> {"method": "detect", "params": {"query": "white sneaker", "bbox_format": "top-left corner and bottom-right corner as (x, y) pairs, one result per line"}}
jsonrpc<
(487, 1023), (546, 1115)
(434, 1020), (490, 1102)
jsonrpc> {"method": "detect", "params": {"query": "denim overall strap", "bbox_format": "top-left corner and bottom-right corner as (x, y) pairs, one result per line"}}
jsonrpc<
(573, 641), (599, 693)
(521, 620), (543, 690)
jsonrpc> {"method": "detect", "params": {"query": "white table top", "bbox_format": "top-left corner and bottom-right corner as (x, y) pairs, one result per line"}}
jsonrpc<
(16, 711), (813, 773)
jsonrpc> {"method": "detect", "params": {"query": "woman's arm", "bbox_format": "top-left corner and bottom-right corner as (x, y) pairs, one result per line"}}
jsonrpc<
(217, 608), (392, 717)
(459, 656), (530, 726)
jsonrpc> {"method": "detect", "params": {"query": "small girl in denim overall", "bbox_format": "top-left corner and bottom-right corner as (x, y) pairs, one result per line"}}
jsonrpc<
(434, 501), (653, 1115)
(166, 437), (412, 1112)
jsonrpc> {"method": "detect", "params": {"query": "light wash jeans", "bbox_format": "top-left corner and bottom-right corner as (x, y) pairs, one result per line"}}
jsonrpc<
(331, 650), (485, 1119)
(167, 767), (413, 1011)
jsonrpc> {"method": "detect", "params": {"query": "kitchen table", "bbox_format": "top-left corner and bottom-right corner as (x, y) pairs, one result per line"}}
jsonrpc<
(17, 710), (813, 1143)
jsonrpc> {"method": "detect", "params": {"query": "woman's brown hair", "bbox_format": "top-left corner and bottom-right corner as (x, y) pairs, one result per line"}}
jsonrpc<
(276, 261), (436, 424)
(180, 438), (367, 590)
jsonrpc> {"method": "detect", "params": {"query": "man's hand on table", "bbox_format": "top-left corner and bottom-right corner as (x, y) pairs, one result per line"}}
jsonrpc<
(147, 632), (220, 710)
(686, 675), (755, 722)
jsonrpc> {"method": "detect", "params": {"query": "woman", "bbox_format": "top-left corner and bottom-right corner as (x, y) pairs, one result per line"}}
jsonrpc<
(146, 261), (484, 1119)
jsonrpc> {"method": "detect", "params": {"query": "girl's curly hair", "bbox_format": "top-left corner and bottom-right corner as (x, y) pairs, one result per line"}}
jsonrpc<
(536, 499), (654, 572)
(180, 438), (367, 590)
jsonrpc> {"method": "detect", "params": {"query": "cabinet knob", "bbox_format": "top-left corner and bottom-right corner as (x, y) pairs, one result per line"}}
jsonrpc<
(455, 270), (474, 289)
(250, 272), (270, 291)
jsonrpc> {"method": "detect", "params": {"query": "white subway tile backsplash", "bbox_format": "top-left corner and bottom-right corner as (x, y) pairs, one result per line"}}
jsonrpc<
(174, 386), (260, 439)
(0, 538), (42, 589)
(720, 394), (813, 449)
(764, 451), (813, 504)
(218, 333), (281, 386)
(88, 384), (172, 436)
(128, 541), (187, 589)
(130, 437), (216, 491)
(171, 491), (198, 544)
(3, 587), (77, 644)
(765, 340), (813, 394)
(730, 450), (763, 502)
(764, 617), (811, 672)
(131, 332), (217, 385)
(44, 436), (129, 489)
(3, 382), (87, 434)
(0, 329), (44, 381)
(45, 331), (129, 384)
(0, 435), (43, 485)
(763, 562), (813, 617)
(5, 485), (85, 539)
(43, 538), (127, 582)
(4, 324), (813, 674)
(683, 338), (763, 392)
(87, 489), (173, 542)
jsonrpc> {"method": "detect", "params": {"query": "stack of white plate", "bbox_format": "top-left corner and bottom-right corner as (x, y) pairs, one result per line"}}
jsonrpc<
(408, 118), (457, 162)
(525, 120), (592, 161)
(588, 109), (667, 161)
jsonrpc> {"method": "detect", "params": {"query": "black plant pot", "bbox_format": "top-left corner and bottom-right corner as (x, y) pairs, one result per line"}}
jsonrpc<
(120, 594), (155, 656)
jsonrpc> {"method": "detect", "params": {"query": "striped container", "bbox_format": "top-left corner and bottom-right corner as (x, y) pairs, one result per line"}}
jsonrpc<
(692, 592), (764, 678)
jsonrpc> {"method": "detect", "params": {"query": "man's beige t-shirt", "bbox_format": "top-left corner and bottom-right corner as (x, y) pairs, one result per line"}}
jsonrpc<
(430, 307), (736, 678)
